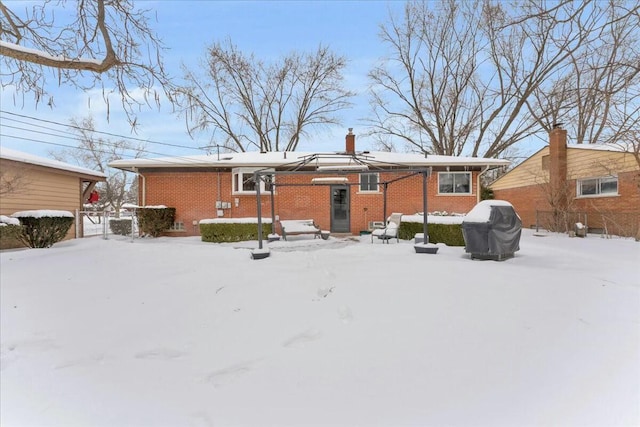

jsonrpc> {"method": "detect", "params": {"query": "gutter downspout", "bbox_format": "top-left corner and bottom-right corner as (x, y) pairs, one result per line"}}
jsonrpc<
(133, 167), (146, 206)
(477, 166), (490, 204)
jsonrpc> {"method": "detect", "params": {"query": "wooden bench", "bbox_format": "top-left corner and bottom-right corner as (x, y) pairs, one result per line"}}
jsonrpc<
(280, 220), (328, 241)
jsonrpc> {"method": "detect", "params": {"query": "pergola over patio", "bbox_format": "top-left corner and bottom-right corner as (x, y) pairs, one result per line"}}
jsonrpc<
(250, 152), (438, 259)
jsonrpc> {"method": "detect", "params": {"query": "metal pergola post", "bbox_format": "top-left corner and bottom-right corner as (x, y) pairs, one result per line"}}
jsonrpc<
(423, 170), (428, 244)
(269, 178), (276, 229)
(255, 172), (263, 250)
(383, 183), (388, 223)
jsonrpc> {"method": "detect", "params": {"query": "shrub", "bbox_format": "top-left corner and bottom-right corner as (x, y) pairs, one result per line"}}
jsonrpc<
(0, 216), (24, 249)
(200, 222), (273, 243)
(399, 221), (465, 246)
(136, 207), (175, 237)
(109, 218), (132, 236)
(12, 210), (74, 248)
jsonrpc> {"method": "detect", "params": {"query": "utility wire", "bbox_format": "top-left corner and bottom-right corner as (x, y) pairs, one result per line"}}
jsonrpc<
(0, 132), (219, 166)
(0, 110), (204, 152)
(0, 113), (227, 164)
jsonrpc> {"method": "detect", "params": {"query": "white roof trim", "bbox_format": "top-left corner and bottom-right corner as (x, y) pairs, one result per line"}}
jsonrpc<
(1, 147), (106, 178)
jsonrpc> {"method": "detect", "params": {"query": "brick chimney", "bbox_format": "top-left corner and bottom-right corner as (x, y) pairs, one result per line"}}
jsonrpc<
(345, 128), (355, 154)
(549, 123), (568, 208)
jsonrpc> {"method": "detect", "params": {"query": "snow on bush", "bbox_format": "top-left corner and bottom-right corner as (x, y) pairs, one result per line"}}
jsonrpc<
(1, 215), (21, 226)
(11, 210), (74, 248)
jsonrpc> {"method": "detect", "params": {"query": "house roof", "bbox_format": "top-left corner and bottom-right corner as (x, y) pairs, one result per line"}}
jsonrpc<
(0, 147), (107, 179)
(108, 150), (510, 171)
(488, 141), (638, 189)
(566, 142), (636, 153)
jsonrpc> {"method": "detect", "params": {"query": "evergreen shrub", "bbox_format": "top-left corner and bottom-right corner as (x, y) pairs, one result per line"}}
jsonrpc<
(13, 212), (74, 248)
(200, 222), (273, 243)
(0, 224), (24, 249)
(136, 207), (175, 237)
(109, 218), (132, 236)
(399, 222), (465, 246)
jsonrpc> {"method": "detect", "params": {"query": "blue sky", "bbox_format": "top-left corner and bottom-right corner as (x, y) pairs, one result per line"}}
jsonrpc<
(1, 1), (410, 160)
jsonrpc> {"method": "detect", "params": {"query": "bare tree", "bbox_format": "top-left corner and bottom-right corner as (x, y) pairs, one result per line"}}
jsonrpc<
(368, 0), (631, 158)
(0, 0), (171, 127)
(175, 41), (353, 152)
(528, 0), (640, 145)
(0, 168), (27, 196)
(52, 116), (146, 216)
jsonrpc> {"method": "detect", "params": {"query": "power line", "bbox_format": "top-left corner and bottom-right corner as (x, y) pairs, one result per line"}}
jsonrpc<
(0, 132), (216, 164)
(0, 113), (224, 163)
(0, 110), (205, 152)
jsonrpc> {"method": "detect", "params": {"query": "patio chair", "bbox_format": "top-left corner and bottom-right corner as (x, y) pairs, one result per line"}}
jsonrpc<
(371, 213), (402, 244)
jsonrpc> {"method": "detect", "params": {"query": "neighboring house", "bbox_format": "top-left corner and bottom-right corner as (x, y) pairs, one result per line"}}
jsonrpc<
(0, 147), (106, 241)
(490, 126), (640, 237)
(109, 130), (508, 236)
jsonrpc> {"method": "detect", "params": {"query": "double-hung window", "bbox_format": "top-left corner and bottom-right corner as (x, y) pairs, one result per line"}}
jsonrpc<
(232, 168), (274, 194)
(577, 176), (618, 197)
(359, 173), (379, 192)
(438, 172), (471, 194)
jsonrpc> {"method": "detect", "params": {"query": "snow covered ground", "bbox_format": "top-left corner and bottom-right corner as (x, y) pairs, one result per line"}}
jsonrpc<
(1, 230), (638, 426)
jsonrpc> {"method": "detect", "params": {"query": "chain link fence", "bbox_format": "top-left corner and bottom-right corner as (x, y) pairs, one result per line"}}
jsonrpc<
(535, 210), (639, 239)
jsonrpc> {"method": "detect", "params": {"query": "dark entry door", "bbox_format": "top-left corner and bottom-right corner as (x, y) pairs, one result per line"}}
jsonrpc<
(330, 185), (350, 233)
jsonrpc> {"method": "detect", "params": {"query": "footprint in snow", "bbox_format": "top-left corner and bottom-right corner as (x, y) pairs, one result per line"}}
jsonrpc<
(338, 305), (354, 324)
(135, 348), (187, 360)
(204, 359), (260, 387)
(282, 328), (323, 348)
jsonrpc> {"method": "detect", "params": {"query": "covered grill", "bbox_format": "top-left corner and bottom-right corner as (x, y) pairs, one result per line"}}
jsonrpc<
(462, 200), (522, 261)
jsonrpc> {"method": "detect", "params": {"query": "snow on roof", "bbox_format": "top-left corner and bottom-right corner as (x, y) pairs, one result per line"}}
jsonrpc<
(0, 147), (106, 178)
(567, 143), (636, 153)
(109, 150), (509, 170)
(463, 200), (514, 223)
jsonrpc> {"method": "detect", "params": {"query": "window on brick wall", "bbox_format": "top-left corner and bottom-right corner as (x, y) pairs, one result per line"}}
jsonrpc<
(232, 168), (275, 194)
(169, 221), (184, 231)
(438, 172), (471, 194)
(359, 173), (379, 192)
(577, 176), (618, 197)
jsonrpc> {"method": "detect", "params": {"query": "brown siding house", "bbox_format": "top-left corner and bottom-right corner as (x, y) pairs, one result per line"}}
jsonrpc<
(0, 148), (106, 243)
(490, 126), (640, 237)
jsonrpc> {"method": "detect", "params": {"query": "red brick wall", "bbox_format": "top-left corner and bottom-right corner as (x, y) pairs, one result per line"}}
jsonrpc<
(491, 184), (549, 228)
(139, 170), (483, 236)
(493, 170), (640, 235)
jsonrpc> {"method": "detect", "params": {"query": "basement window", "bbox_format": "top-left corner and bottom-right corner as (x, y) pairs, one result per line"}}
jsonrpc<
(577, 176), (618, 197)
(232, 168), (275, 194)
(438, 172), (471, 194)
(169, 221), (185, 231)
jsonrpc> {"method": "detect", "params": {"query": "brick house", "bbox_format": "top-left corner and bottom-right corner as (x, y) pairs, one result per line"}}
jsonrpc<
(0, 147), (106, 244)
(490, 126), (640, 237)
(109, 131), (509, 236)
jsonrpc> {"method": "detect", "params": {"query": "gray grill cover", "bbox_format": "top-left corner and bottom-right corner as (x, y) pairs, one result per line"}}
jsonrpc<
(462, 205), (522, 258)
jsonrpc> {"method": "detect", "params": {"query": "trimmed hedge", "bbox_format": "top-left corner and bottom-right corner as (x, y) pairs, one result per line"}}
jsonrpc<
(109, 218), (132, 236)
(399, 222), (465, 246)
(200, 222), (273, 243)
(136, 207), (175, 237)
(0, 224), (24, 250)
(14, 215), (74, 248)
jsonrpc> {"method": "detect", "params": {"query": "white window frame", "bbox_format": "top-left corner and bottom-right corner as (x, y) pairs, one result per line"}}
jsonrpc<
(232, 168), (275, 195)
(359, 172), (380, 193)
(577, 176), (618, 198)
(438, 172), (472, 195)
(169, 221), (185, 231)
